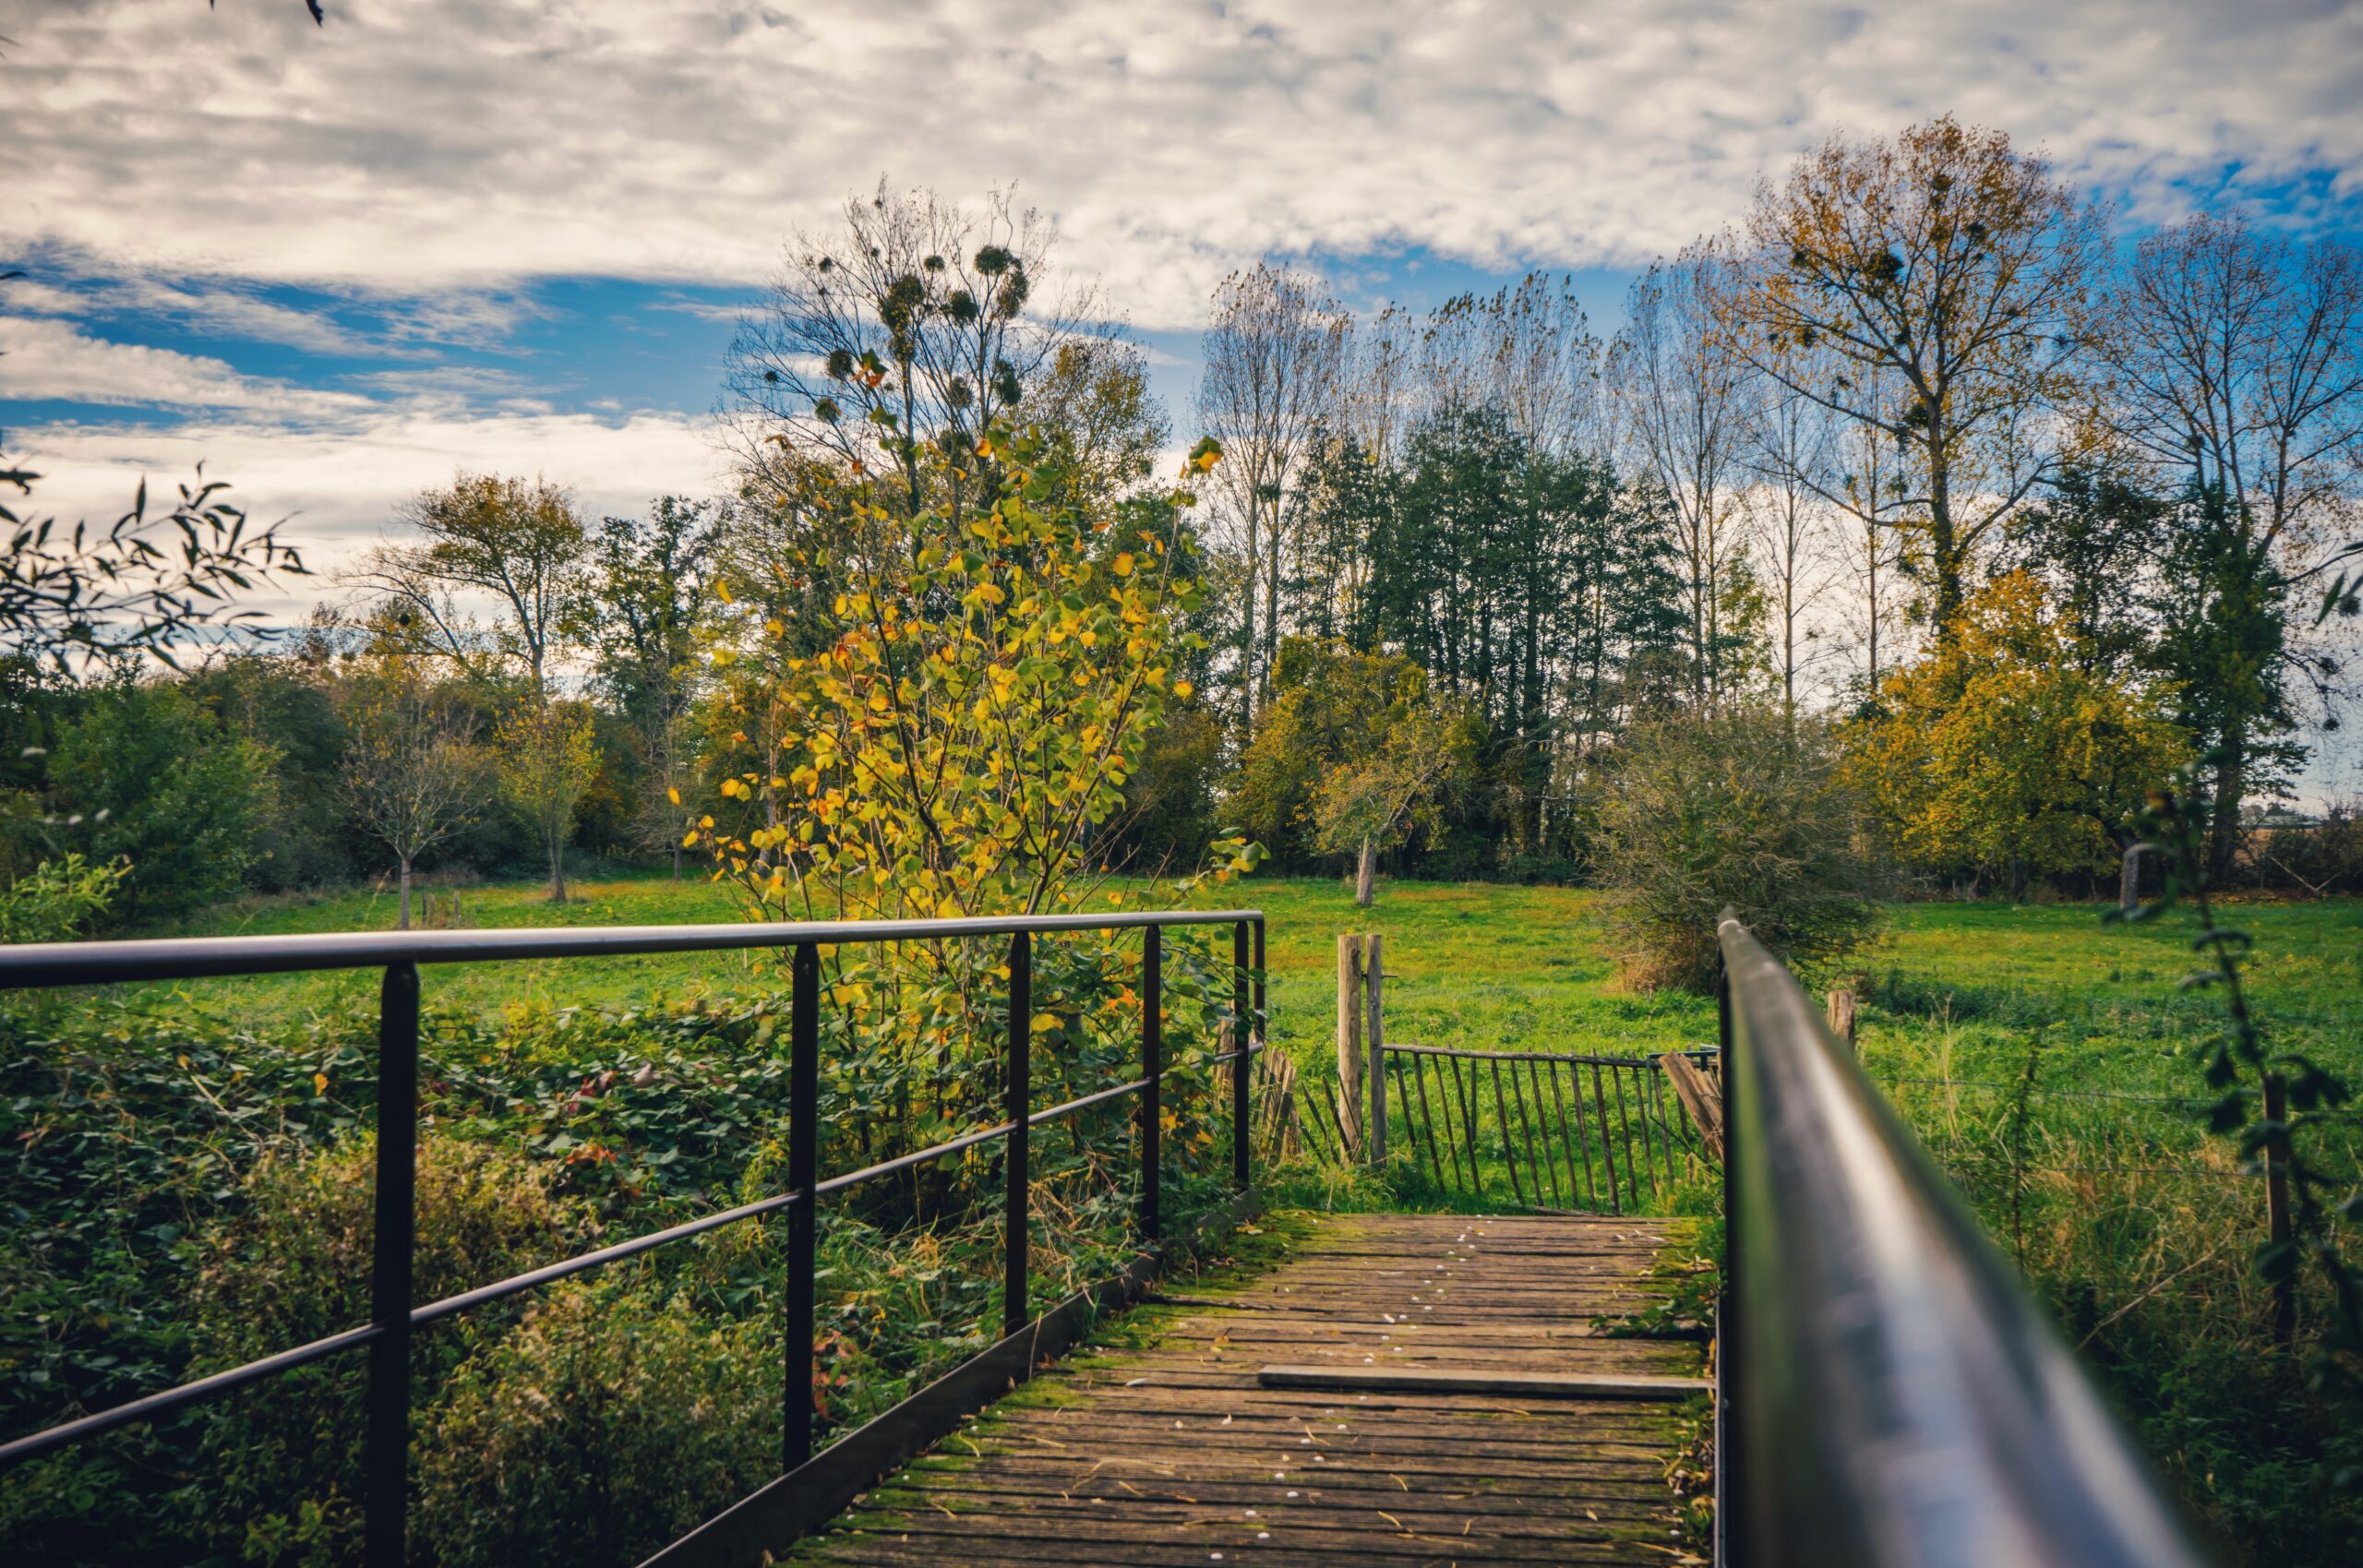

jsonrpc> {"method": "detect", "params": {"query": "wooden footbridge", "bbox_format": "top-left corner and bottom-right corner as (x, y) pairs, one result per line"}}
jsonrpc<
(1, 909), (2214, 1568)
(784, 1213), (1706, 1567)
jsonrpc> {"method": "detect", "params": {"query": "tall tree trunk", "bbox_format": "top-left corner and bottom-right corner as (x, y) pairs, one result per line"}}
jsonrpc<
(1241, 507), (1259, 733)
(2207, 730), (2247, 885)
(1263, 495), (1282, 713)
(1354, 840), (1375, 907)
(398, 856), (414, 931)
(548, 829), (567, 904)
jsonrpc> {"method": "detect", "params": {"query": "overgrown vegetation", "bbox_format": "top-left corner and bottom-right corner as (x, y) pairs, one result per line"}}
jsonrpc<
(1599, 703), (1882, 990)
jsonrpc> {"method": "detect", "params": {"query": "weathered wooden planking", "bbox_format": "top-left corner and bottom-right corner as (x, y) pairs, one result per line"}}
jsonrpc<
(1256, 1366), (1710, 1400)
(784, 1213), (1709, 1567)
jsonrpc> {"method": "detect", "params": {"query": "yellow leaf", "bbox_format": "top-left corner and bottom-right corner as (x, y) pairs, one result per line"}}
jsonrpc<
(682, 830), (701, 847)
(765, 617), (786, 639)
(1029, 1011), (1062, 1035)
(666, 786), (682, 805)
(312, 1072), (329, 1095)
(1173, 680), (1193, 700)
(1111, 552), (1134, 577)
(715, 580), (735, 604)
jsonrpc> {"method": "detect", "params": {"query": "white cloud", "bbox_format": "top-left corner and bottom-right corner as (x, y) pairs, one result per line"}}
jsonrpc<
(7, 406), (728, 620)
(2, 2), (2358, 329)
(0, 316), (378, 413)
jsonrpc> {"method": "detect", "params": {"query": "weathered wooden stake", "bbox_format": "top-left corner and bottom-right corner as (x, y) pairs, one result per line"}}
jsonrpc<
(1364, 933), (1385, 1165)
(1826, 988), (1857, 1053)
(2264, 1071), (2296, 1345)
(1336, 933), (1364, 1158)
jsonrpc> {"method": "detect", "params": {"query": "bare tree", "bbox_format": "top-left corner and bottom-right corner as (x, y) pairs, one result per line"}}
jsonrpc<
(2104, 213), (2363, 555)
(1728, 116), (2111, 636)
(350, 473), (587, 695)
(1610, 237), (1751, 709)
(1742, 379), (1843, 730)
(1420, 273), (1604, 460)
(2099, 213), (2363, 870)
(340, 655), (484, 929)
(1196, 263), (1349, 728)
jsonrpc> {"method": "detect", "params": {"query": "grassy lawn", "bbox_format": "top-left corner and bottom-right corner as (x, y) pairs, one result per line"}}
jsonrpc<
(113, 875), (1725, 1060)
(98, 873), (2363, 1099)
(125, 873), (2363, 1095)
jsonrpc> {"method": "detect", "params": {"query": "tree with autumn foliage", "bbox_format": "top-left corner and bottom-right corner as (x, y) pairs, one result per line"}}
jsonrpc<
(690, 425), (1245, 924)
(1846, 570), (2189, 892)
(1724, 116), (2111, 640)
(684, 425), (1256, 1208)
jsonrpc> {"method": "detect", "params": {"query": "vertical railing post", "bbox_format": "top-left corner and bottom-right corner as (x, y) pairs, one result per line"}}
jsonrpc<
(1365, 932), (1386, 1166)
(1233, 919), (1252, 1191)
(785, 940), (820, 1471)
(1004, 930), (1032, 1338)
(1253, 917), (1267, 1176)
(1141, 925), (1162, 1240)
(364, 962), (419, 1568)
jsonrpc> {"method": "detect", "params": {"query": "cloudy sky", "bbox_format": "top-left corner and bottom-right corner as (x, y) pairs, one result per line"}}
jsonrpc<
(6, 0), (2363, 631)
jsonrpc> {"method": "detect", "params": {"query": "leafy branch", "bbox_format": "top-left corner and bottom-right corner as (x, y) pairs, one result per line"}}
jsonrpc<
(2113, 767), (2363, 1461)
(0, 464), (306, 675)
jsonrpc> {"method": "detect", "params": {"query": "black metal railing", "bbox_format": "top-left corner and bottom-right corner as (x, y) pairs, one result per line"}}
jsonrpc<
(0, 909), (1266, 1567)
(1715, 912), (2208, 1567)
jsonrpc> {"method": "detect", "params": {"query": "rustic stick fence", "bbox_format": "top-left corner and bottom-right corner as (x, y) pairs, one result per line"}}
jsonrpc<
(1286, 931), (1717, 1213)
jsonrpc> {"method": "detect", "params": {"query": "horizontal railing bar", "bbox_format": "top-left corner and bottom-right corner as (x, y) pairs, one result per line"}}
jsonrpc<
(0, 909), (1265, 991)
(0, 1323), (382, 1468)
(1384, 1042), (1694, 1067)
(412, 1185), (812, 1326)
(2, 1039), (1266, 1469)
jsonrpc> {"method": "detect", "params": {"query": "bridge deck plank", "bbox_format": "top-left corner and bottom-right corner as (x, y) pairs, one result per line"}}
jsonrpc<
(788, 1212), (1708, 1567)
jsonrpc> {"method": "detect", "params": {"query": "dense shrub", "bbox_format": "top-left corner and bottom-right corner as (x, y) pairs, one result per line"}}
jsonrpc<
(188, 1134), (591, 1567)
(1, 967), (1244, 1566)
(414, 1278), (778, 1568)
(0, 854), (126, 942)
(46, 679), (278, 926)
(1600, 703), (1881, 990)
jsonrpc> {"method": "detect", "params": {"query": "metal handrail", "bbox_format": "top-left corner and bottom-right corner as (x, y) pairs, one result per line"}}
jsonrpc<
(1716, 913), (2208, 1567)
(0, 907), (1267, 1568)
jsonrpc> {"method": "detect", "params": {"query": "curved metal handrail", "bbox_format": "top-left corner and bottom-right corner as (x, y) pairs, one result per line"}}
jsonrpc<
(1717, 913), (2209, 1567)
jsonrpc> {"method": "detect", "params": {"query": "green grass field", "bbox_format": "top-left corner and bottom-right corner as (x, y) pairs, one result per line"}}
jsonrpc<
(123, 873), (2363, 1088)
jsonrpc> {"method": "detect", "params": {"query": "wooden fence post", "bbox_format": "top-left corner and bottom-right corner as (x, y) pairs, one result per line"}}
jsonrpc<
(2264, 1071), (2296, 1344)
(1365, 934), (1385, 1166)
(1826, 989), (1857, 1053)
(1337, 934), (1364, 1159)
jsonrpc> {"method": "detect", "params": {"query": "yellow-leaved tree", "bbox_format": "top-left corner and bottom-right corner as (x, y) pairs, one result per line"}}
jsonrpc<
(685, 424), (1256, 1253)
(692, 425), (1249, 920)
(1846, 571), (2189, 892)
